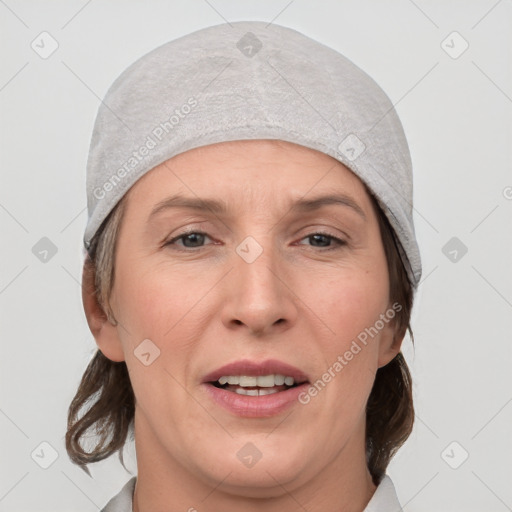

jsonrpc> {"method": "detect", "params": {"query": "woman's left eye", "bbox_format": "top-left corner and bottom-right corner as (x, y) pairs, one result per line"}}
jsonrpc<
(164, 231), (346, 251)
(297, 232), (346, 250)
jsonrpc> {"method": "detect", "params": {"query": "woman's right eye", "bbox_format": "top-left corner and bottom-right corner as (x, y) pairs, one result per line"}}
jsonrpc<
(164, 231), (212, 250)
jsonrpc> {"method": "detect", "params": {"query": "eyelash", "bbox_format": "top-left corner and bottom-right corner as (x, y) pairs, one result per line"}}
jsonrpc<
(164, 230), (347, 252)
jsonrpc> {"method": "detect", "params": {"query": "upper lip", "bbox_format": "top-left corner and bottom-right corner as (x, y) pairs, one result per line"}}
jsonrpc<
(202, 359), (310, 384)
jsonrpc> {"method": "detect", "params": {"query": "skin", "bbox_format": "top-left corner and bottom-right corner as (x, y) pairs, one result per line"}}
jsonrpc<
(83, 139), (404, 512)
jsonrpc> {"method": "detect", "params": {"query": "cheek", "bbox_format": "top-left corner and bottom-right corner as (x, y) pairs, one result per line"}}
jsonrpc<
(317, 268), (389, 343)
(304, 265), (389, 401)
(112, 262), (210, 399)
(114, 261), (206, 337)
(301, 276), (384, 432)
(112, 265), (205, 424)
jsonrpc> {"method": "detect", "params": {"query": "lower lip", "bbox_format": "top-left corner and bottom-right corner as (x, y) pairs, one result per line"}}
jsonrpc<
(202, 383), (309, 418)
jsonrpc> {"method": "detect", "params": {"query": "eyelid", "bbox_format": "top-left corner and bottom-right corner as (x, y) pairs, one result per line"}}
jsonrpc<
(164, 228), (348, 252)
(295, 230), (346, 244)
(164, 228), (212, 245)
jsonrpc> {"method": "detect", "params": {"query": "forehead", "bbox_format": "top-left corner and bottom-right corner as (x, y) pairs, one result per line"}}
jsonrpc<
(127, 139), (370, 205)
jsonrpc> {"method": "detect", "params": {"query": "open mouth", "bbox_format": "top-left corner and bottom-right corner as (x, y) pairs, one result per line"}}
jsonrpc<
(209, 374), (305, 396)
(203, 366), (310, 416)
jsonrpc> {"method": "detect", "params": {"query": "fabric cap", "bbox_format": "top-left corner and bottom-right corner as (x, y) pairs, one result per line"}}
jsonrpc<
(84, 20), (422, 288)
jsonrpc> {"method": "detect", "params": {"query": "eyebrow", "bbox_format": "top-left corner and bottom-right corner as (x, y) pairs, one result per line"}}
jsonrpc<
(148, 192), (366, 222)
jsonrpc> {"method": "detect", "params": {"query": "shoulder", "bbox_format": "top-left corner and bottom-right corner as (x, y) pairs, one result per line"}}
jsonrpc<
(363, 474), (403, 512)
(101, 477), (136, 512)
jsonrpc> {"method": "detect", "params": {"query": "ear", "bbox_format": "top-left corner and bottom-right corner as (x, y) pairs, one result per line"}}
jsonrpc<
(377, 316), (405, 368)
(82, 254), (125, 362)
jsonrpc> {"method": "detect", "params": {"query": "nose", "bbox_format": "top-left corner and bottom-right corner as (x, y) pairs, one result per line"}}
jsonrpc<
(220, 238), (298, 337)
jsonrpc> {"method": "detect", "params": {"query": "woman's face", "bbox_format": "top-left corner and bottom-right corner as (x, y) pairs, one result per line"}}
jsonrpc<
(98, 139), (401, 495)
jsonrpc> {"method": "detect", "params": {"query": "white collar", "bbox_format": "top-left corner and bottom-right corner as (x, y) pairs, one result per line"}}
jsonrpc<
(101, 474), (402, 512)
(363, 474), (403, 511)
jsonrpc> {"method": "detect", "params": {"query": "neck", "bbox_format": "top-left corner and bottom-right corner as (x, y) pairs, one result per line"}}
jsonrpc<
(132, 409), (377, 512)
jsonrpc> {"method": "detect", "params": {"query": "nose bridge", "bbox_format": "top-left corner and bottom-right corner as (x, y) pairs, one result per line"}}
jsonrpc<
(235, 232), (283, 300)
(223, 231), (295, 334)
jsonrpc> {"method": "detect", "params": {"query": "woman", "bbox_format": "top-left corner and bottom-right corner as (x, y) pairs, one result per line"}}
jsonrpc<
(67, 20), (422, 511)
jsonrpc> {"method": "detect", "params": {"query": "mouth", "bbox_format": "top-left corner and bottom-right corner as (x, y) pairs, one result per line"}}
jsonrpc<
(209, 374), (306, 396)
(201, 359), (310, 417)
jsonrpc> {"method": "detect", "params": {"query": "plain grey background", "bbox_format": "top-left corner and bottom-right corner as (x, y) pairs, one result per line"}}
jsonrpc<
(1, 1), (511, 511)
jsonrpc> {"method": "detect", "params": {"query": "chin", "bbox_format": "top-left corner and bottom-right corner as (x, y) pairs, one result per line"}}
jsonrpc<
(195, 443), (309, 497)
(207, 464), (306, 499)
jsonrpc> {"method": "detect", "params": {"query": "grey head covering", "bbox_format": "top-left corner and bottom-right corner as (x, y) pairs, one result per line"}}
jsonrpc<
(84, 20), (422, 288)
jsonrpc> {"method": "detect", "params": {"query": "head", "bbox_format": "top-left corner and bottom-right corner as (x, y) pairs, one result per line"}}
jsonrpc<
(67, 139), (414, 489)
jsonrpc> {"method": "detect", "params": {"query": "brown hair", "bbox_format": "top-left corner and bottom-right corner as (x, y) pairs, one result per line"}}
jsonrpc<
(366, 188), (415, 486)
(66, 187), (415, 485)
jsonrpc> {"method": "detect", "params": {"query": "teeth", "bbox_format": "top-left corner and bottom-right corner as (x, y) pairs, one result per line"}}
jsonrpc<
(284, 376), (294, 386)
(238, 388), (258, 396)
(256, 375), (275, 387)
(216, 374), (296, 387)
(235, 387), (280, 396)
(239, 376), (258, 386)
(274, 374), (285, 385)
